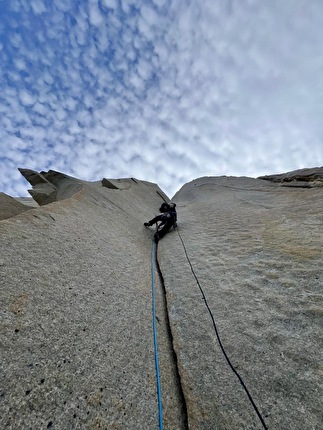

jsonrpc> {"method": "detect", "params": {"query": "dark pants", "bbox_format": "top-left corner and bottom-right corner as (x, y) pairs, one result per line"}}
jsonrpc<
(149, 215), (174, 241)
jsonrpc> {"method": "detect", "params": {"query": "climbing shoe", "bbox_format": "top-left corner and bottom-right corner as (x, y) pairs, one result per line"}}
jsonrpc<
(144, 222), (150, 227)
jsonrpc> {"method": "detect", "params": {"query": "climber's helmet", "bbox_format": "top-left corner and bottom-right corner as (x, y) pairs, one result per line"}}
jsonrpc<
(159, 202), (170, 213)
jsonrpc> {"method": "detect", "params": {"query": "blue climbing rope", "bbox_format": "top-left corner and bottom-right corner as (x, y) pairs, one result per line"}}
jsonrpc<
(151, 240), (163, 429)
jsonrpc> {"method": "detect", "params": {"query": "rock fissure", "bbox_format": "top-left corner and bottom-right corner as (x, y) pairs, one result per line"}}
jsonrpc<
(154, 243), (189, 429)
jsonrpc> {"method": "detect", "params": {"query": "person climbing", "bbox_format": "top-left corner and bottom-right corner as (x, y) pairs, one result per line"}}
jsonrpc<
(144, 202), (177, 243)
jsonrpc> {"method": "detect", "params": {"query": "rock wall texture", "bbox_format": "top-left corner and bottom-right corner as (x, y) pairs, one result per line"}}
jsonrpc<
(0, 167), (322, 429)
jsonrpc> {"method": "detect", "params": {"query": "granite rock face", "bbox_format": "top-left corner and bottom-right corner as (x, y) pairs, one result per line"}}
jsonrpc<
(0, 168), (322, 429)
(160, 174), (322, 429)
(1, 171), (181, 430)
(18, 168), (84, 206)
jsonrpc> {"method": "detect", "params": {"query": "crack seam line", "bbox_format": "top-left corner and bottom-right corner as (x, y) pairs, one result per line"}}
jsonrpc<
(176, 228), (268, 430)
(151, 239), (163, 430)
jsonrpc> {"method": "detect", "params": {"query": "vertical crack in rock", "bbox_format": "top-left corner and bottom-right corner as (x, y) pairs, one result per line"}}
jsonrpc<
(155, 245), (189, 430)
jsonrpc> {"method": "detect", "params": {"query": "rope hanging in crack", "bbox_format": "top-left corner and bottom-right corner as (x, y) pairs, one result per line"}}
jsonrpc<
(154, 242), (189, 430)
(151, 239), (163, 430)
(176, 229), (268, 430)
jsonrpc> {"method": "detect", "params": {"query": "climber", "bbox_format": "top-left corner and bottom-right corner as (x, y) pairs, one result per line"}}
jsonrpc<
(144, 202), (177, 243)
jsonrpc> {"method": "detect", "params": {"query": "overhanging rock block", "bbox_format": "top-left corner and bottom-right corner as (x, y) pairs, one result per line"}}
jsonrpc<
(18, 168), (84, 205)
(101, 178), (119, 189)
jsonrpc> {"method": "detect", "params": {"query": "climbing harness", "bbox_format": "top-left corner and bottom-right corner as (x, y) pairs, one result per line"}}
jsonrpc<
(176, 228), (269, 430)
(151, 240), (163, 430)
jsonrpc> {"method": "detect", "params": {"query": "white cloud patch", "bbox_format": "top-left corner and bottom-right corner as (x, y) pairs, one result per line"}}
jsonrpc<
(88, 0), (104, 26)
(30, 0), (47, 15)
(19, 90), (36, 107)
(102, 0), (118, 10)
(0, 0), (322, 198)
(152, 0), (167, 7)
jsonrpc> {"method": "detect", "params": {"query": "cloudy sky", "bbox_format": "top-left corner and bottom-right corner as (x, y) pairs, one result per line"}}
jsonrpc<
(1, 0), (322, 198)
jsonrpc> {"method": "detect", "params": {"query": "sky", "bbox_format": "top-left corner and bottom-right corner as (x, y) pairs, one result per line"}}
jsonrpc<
(0, 0), (322, 198)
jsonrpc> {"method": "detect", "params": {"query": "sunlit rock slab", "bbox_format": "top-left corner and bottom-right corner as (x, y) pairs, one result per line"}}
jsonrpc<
(158, 175), (322, 429)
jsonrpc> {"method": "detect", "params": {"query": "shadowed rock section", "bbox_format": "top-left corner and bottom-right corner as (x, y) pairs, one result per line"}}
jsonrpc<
(258, 166), (323, 187)
(0, 193), (32, 220)
(0, 167), (322, 429)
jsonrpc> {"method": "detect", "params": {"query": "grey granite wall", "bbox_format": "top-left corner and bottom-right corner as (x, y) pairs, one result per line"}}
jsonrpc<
(1, 168), (322, 429)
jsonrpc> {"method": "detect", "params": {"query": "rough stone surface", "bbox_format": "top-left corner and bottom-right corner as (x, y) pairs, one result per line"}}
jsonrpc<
(158, 174), (322, 429)
(1, 173), (183, 429)
(14, 197), (39, 208)
(1, 168), (322, 429)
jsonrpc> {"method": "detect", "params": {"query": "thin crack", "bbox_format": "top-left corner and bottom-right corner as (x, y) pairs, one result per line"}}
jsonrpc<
(155, 244), (189, 430)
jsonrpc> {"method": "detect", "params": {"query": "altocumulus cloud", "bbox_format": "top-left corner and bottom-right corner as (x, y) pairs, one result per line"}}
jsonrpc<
(0, 0), (322, 197)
